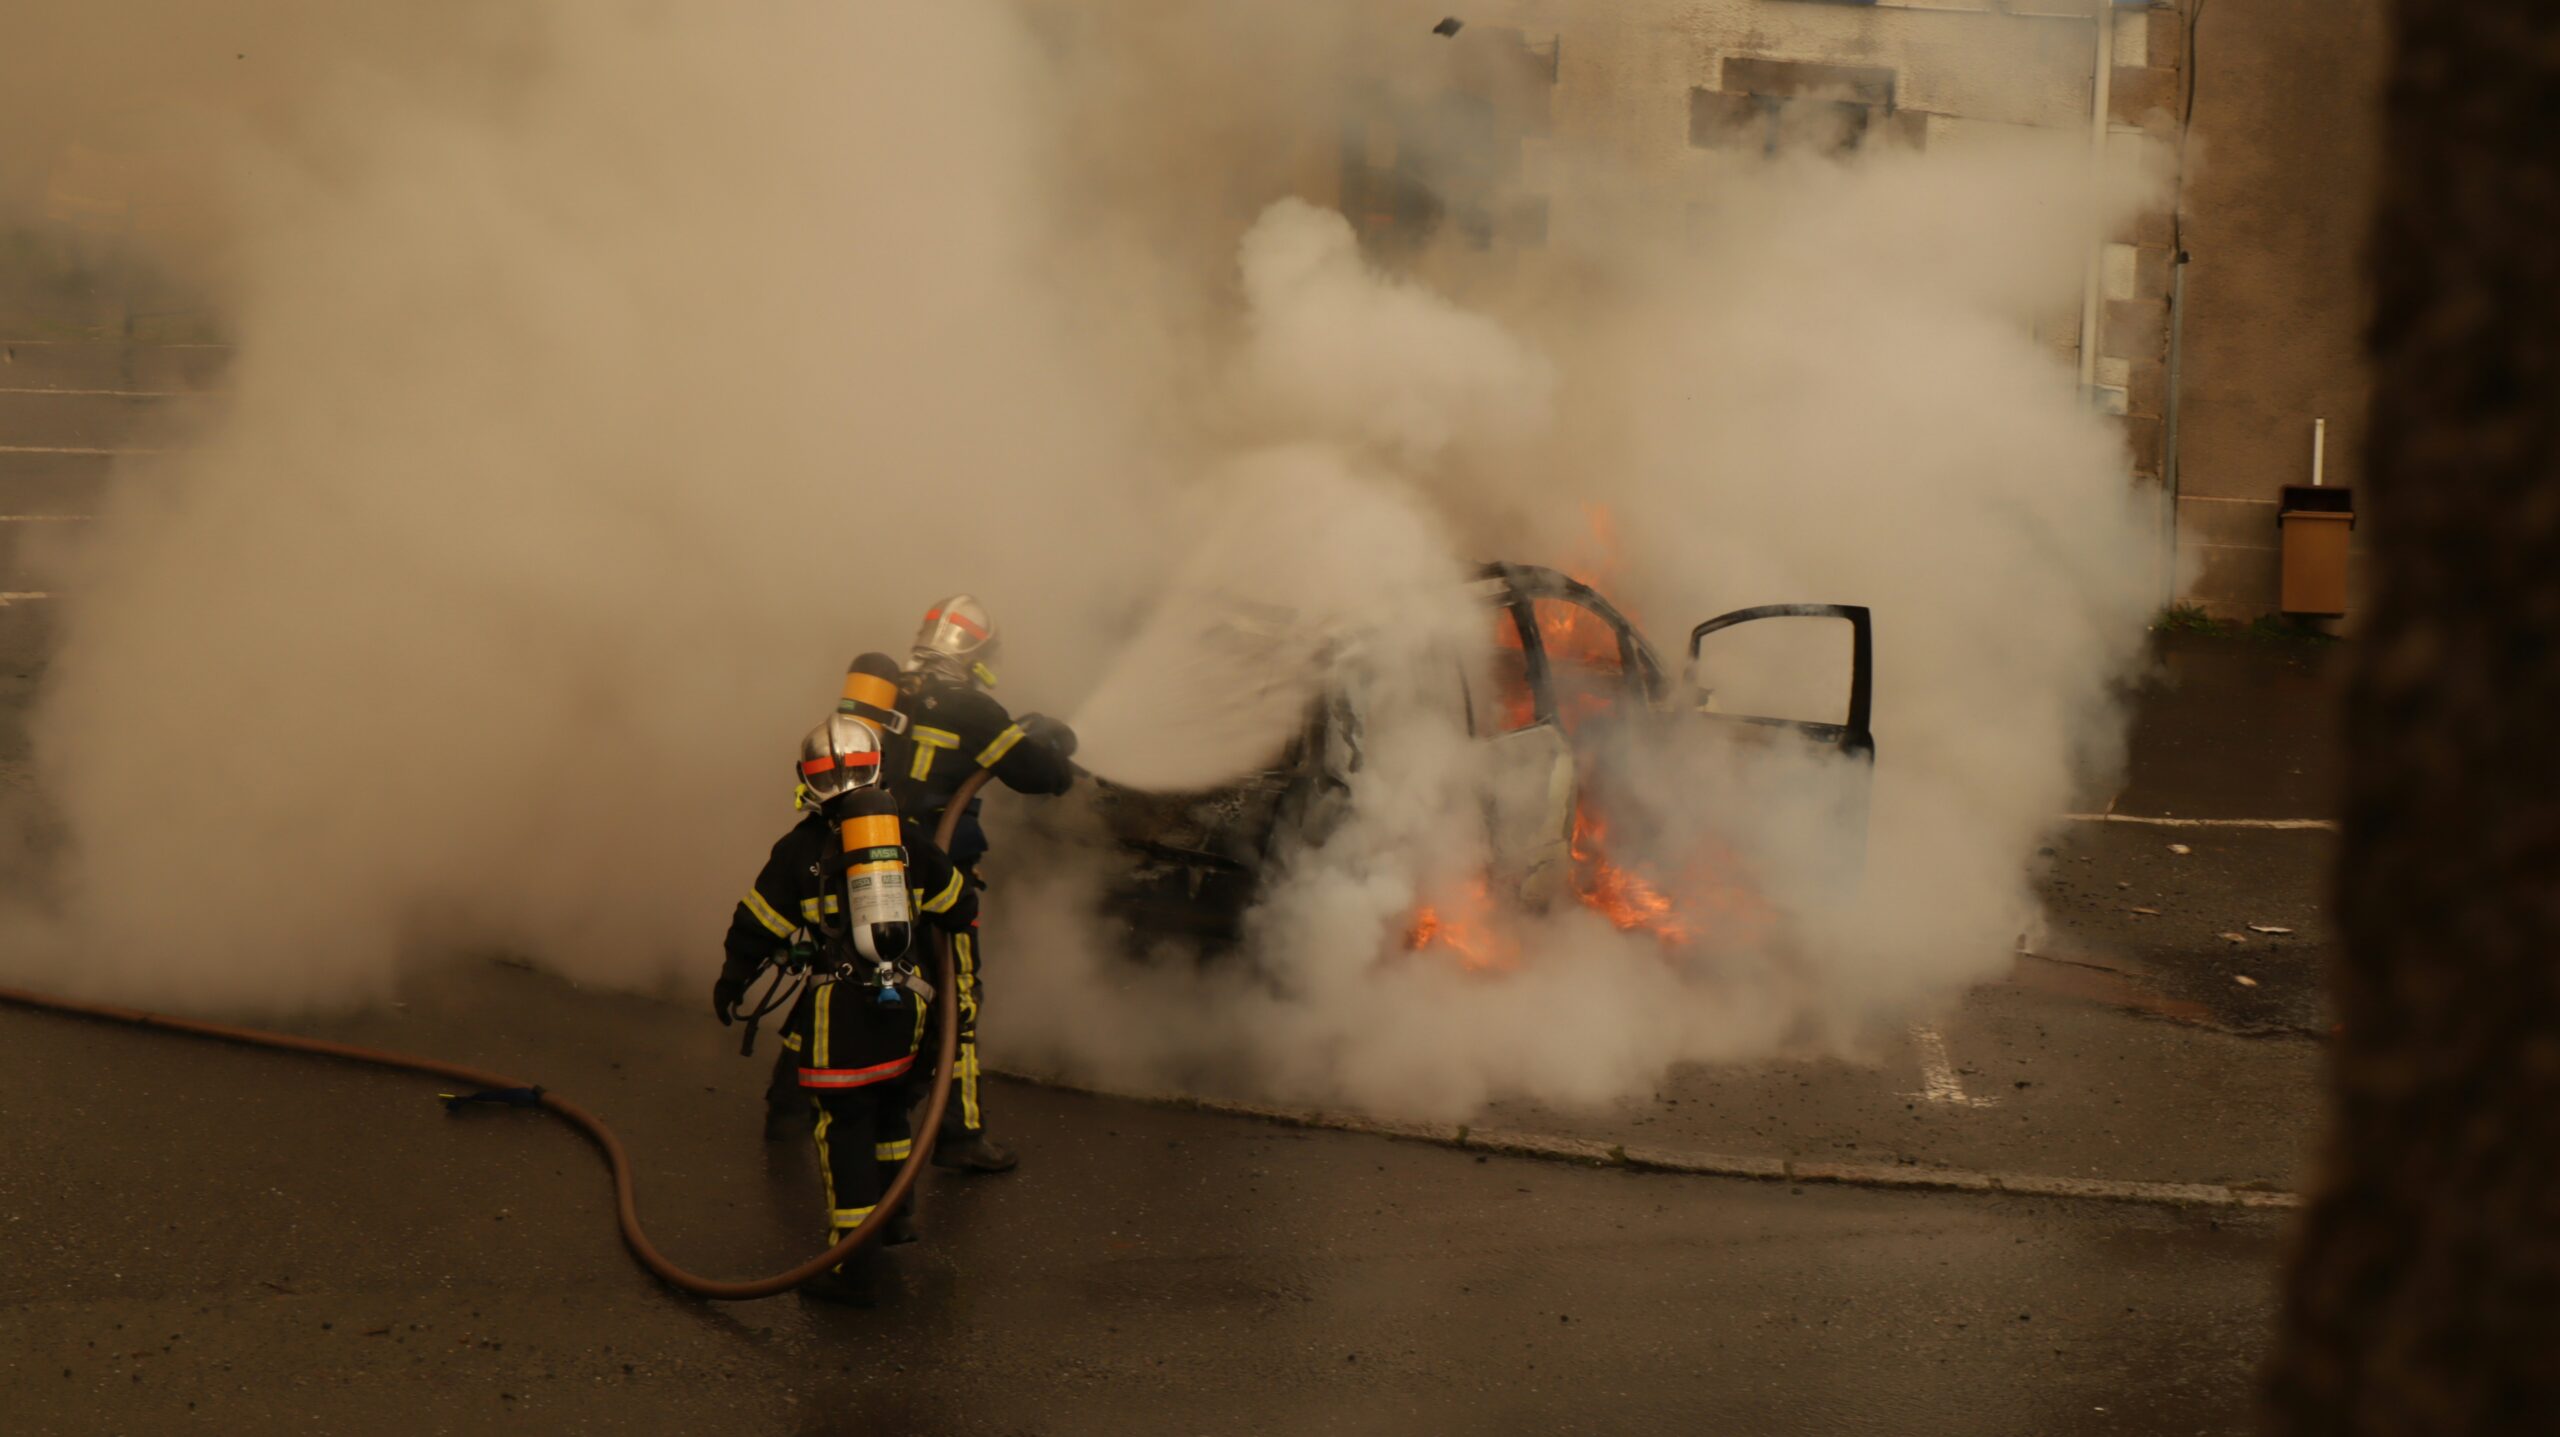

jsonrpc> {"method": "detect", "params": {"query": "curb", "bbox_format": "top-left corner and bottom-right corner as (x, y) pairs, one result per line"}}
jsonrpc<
(996, 1069), (2305, 1214)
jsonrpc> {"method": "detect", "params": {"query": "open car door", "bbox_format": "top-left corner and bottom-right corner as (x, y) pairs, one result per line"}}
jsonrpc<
(1686, 604), (1876, 892)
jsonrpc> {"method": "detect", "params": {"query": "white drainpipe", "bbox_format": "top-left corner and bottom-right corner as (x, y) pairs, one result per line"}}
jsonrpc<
(2077, 0), (2116, 398)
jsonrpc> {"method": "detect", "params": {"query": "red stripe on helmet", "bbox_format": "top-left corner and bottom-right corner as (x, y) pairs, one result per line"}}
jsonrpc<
(924, 607), (988, 640)
(799, 752), (881, 776)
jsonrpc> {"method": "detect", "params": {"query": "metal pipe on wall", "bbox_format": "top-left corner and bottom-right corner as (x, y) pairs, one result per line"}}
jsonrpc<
(2162, 254), (2189, 604)
(2077, 0), (2117, 398)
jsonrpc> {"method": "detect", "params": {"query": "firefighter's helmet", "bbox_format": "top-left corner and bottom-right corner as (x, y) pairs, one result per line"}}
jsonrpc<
(911, 594), (1000, 688)
(796, 713), (886, 806)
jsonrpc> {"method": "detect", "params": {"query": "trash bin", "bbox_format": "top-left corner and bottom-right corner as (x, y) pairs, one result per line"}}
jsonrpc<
(2277, 484), (2354, 616)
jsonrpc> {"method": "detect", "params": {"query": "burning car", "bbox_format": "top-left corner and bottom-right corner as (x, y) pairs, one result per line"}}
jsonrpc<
(1087, 561), (1874, 956)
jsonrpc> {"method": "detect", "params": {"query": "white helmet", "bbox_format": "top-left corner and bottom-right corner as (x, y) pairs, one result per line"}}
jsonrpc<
(911, 594), (999, 688)
(796, 713), (886, 806)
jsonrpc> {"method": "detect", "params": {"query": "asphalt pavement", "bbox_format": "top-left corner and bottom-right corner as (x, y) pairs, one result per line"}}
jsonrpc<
(2, 961), (2286, 1437)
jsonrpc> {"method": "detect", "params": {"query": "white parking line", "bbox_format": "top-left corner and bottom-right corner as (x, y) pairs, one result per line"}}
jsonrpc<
(2062, 813), (2337, 831)
(0, 341), (230, 348)
(1906, 1024), (1999, 1108)
(0, 386), (188, 398)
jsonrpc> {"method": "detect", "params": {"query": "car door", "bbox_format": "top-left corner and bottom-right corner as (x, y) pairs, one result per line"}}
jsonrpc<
(1685, 603), (1876, 889)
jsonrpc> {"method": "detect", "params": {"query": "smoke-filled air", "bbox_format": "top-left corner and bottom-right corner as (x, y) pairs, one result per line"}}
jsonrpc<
(0, 1), (2163, 1121)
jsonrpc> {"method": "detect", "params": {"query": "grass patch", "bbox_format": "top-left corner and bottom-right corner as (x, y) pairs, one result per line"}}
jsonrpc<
(2153, 602), (2225, 636)
(2151, 603), (2340, 644)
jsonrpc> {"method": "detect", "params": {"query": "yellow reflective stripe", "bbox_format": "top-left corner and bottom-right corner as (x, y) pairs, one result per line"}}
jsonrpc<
(971, 662), (999, 689)
(779, 1033), (803, 1053)
(959, 1044), (981, 1130)
(874, 1139), (913, 1162)
(814, 1109), (837, 1214)
(910, 725), (961, 782)
(797, 895), (844, 922)
(814, 984), (832, 1068)
(742, 889), (794, 939)
(829, 1205), (875, 1236)
(918, 868), (965, 914)
(976, 724), (1026, 768)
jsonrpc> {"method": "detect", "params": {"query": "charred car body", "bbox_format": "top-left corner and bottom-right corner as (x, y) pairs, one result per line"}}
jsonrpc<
(1092, 562), (1875, 951)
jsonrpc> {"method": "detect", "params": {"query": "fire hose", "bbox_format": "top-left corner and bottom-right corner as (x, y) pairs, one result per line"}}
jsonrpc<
(0, 767), (995, 1302)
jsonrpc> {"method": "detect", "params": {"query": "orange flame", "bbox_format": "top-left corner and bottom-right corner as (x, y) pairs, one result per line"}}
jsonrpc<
(1567, 802), (1690, 946)
(1405, 802), (1774, 963)
(1405, 876), (1518, 972)
(1406, 505), (1771, 964)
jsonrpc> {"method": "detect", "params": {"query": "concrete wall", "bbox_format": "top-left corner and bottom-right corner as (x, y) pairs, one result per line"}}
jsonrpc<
(1437, 0), (2183, 580)
(1449, 1), (2388, 622)
(2170, 0), (2387, 618)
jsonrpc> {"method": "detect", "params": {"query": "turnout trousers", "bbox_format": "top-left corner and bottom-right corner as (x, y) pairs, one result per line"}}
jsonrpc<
(940, 914), (986, 1142)
(767, 923), (985, 1145)
(778, 979), (928, 1241)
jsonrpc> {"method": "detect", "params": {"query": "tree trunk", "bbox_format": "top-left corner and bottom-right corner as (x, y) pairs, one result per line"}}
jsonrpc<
(2263, 1), (2560, 1431)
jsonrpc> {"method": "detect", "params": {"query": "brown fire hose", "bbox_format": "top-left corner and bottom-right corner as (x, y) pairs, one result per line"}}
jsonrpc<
(0, 767), (995, 1302)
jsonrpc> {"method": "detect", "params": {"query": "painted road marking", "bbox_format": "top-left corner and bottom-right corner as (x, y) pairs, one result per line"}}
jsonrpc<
(0, 386), (189, 398)
(0, 341), (230, 348)
(2062, 812), (2337, 831)
(0, 592), (53, 606)
(1907, 1024), (1999, 1108)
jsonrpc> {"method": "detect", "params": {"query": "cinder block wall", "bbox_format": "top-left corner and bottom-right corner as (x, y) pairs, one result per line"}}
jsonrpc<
(1468, 0), (2387, 622)
(2168, 0), (2386, 620)
(1463, 0), (2192, 599)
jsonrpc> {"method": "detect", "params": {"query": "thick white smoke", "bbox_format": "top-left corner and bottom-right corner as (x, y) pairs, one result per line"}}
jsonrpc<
(1, 3), (1178, 1007)
(995, 144), (2160, 1117)
(2, 2), (2160, 1121)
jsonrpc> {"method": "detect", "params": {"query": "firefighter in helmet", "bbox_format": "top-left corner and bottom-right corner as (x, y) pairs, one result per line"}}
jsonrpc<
(713, 709), (974, 1301)
(881, 594), (1078, 1174)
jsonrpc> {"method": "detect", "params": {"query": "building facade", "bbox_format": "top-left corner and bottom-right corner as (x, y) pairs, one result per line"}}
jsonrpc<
(1323, 0), (2375, 621)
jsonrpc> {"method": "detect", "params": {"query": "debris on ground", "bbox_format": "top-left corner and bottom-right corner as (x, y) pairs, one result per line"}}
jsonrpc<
(2128, 906), (2162, 916)
(2246, 924), (2294, 935)
(2235, 975), (2260, 987)
(2218, 931), (2249, 944)
(2169, 843), (2194, 856)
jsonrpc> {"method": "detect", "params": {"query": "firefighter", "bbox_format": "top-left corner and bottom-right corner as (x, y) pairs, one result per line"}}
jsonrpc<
(884, 594), (1078, 1174)
(756, 652), (923, 1137)
(712, 712), (975, 1301)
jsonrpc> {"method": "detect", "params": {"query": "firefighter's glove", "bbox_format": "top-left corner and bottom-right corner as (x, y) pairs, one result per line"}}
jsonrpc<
(1017, 712), (1078, 760)
(712, 971), (751, 1026)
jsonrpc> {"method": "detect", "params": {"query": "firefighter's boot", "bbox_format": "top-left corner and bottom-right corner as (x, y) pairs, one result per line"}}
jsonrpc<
(932, 1133), (1018, 1174)
(881, 1203), (920, 1247)
(800, 1250), (883, 1306)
